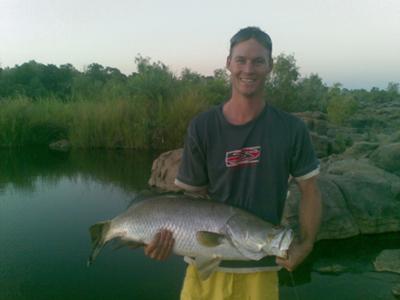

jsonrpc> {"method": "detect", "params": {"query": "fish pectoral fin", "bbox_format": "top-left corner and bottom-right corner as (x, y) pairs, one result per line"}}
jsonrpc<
(194, 256), (221, 281)
(196, 231), (226, 247)
(113, 239), (145, 251)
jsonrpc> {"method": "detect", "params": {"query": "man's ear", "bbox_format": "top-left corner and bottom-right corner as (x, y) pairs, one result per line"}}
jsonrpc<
(226, 56), (231, 71)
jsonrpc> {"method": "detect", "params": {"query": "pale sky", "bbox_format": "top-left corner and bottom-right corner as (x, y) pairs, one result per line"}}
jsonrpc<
(0, 0), (399, 89)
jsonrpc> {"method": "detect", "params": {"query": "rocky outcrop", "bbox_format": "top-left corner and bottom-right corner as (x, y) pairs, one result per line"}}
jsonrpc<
(49, 139), (71, 152)
(148, 148), (400, 240)
(374, 249), (400, 274)
(282, 174), (360, 240)
(148, 149), (182, 192)
(343, 141), (379, 158)
(284, 158), (400, 239)
(369, 143), (400, 176)
(392, 283), (400, 297)
(294, 111), (364, 158)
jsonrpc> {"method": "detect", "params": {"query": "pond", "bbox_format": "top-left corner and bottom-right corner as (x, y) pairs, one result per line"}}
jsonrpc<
(1, 148), (399, 300)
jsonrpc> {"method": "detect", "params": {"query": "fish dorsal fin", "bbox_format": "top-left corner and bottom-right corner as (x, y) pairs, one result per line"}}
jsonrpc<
(194, 256), (222, 280)
(196, 231), (226, 247)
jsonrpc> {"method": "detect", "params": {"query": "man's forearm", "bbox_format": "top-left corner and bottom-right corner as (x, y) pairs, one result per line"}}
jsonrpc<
(298, 176), (322, 248)
(275, 176), (322, 271)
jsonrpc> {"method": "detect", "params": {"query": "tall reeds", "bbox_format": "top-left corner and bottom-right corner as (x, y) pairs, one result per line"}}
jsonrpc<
(0, 90), (214, 149)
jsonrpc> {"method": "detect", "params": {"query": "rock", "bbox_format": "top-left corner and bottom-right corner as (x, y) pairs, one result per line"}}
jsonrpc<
(49, 139), (71, 152)
(293, 111), (329, 136)
(309, 133), (333, 158)
(294, 111), (361, 157)
(327, 159), (400, 234)
(370, 143), (400, 176)
(148, 148), (182, 192)
(314, 263), (348, 274)
(393, 282), (400, 297)
(374, 249), (400, 274)
(343, 141), (379, 158)
(389, 131), (400, 143)
(282, 175), (359, 240)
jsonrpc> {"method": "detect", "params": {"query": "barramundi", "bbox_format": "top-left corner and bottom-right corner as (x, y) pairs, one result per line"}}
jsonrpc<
(88, 194), (293, 279)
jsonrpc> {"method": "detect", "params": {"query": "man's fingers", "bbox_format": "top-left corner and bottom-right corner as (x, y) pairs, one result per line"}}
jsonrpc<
(144, 232), (161, 256)
(156, 230), (174, 260)
(144, 229), (174, 260)
(275, 256), (293, 272)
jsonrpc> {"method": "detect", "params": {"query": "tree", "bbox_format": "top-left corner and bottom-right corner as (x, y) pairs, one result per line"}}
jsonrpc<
(265, 54), (300, 111)
(326, 85), (359, 125)
(297, 73), (328, 111)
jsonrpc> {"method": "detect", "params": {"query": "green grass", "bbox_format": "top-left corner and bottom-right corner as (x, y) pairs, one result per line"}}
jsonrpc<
(0, 93), (210, 150)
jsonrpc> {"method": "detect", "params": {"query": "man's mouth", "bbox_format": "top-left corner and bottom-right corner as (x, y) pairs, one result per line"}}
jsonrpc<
(240, 78), (257, 83)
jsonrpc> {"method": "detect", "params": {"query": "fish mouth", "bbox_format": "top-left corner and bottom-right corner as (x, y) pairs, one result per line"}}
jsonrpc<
(264, 228), (294, 259)
(279, 229), (293, 252)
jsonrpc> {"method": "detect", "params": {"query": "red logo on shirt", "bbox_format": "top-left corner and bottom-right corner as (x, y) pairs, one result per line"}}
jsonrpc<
(225, 146), (261, 167)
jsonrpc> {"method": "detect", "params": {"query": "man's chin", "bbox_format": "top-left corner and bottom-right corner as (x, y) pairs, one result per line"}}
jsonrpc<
(239, 89), (262, 98)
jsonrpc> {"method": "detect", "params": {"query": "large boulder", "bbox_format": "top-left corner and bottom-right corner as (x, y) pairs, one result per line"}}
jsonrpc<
(343, 141), (379, 158)
(148, 148), (182, 192)
(326, 159), (400, 234)
(374, 249), (400, 274)
(369, 143), (400, 176)
(281, 175), (359, 240)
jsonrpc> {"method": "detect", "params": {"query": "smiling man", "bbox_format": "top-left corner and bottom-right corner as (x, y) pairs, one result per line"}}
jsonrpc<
(145, 26), (322, 300)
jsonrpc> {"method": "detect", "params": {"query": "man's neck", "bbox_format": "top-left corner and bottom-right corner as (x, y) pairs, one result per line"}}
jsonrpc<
(223, 95), (266, 125)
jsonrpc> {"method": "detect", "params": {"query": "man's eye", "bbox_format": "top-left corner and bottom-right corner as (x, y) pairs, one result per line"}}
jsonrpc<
(236, 58), (245, 64)
(254, 59), (266, 65)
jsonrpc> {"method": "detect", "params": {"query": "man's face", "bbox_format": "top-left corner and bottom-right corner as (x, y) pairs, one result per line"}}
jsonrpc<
(226, 38), (272, 98)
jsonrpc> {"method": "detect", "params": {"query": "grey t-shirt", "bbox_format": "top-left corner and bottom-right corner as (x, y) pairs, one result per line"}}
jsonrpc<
(176, 103), (319, 270)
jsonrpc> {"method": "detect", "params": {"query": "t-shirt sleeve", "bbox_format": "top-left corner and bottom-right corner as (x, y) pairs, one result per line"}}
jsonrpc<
(290, 119), (320, 180)
(175, 122), (208, 192)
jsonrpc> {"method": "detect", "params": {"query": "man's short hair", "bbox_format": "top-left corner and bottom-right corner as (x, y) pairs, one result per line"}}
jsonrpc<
(229, 26), (273, 60)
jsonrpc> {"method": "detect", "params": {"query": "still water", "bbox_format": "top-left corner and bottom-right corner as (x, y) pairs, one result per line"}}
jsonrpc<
(1, 148), (399, 300)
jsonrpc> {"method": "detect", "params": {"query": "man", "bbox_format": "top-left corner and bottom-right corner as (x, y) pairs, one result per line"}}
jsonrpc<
(145, 26), (322, 300)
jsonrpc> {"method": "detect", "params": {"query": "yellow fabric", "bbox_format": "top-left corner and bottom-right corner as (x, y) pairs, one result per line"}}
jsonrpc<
(180, 264), (279, 300)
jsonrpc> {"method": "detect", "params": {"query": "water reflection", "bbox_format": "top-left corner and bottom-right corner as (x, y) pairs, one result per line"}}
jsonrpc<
(0, 147), (155, 193)
(0, 148), (186, 300)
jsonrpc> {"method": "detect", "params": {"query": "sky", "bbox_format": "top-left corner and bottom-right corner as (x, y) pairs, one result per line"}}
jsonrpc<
(0, 0), (399, 89)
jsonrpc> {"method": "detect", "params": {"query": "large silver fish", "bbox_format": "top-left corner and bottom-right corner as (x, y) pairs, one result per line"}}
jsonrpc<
(88, 194), (293, 279)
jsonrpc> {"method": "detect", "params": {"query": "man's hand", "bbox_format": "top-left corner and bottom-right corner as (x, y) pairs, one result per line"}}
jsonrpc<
(275, 240), (313, 272)
(277, 175), (321, 272)
(144, 229), (174, 261)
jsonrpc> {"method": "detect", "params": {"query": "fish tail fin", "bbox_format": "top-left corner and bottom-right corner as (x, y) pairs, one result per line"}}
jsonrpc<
(87, 221), (111, 267)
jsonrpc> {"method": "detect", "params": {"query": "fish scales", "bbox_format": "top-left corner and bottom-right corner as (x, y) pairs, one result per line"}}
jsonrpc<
(88, 194), (293, 279)
(112, 196), (240, 258)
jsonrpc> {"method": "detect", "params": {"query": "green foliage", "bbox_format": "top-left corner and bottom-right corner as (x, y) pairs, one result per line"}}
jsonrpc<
(0, 97), (68, 146)
(0, 55), (398, 149)
(326, 88), (359, 125)
(265, 54), (300, 111)
(333, 132), (353, 153)
(297, 74), (328, 111)
(128, 55), (177, 101)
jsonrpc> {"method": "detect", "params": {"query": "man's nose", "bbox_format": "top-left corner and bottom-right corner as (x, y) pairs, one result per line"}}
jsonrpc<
(243, 61), (255, 73)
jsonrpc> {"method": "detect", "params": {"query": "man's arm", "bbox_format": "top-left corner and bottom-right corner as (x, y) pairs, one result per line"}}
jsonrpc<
(276, 175), (322, 271)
